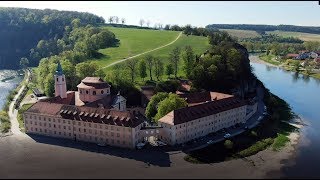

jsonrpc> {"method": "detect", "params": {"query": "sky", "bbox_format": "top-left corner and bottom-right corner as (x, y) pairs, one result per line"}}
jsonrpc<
(0, 1), (320, 27)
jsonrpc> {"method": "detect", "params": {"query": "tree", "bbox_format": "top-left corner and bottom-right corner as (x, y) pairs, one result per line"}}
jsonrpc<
(108, 16), (114, 24)
(125, 58), (138, 83)
(164, 24), (170, 30)
(170, 47), (181, 78)
(139, 19), (145, 27)
(145, 92), (169, 120)
(182, 46), (195, 78)
(71, 18), (81, 29)
(154, 93), (188, 121)
(20, 57), (29, 69)
(145, 55), (154, 81)
(75, 61), (99, 80)
(114, 16), (119, 24)
(165, 63), (174, 78)
(146, 20), (150, 28)
(154, 57), (164, 81)
(139, 59), (147, 81)
(183, 24), (192, 35)
(224, 140), (233, 149)
(121, 18), (126, 25)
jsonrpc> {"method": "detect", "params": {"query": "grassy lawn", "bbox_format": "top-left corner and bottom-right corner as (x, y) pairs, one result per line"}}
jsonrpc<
(220, 29), (261, 39)
(91, 27), (180, 68)
(266, 30), (320, 41)
(259, 54), (282, 66)
(272, 133), (290, 151)
(103, 33), (210, 80)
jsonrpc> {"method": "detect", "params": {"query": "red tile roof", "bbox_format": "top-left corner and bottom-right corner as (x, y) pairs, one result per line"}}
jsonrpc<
(159, 97), (246, 125)
(78, 77), (110, 89)
(41, 91), (75, 105)
(178, 91), (233, 105)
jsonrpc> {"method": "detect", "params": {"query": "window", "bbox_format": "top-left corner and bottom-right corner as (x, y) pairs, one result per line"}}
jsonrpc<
(54, 124), (56, 128)
(94, 124), (97, 128)
(56, 78), (58, 81)
(62, 78), (64, 81)
(117, 133), (120, 137)
(101, 90), (104, 94)
(80, 90), (82, 94)
(78, 122), (80, 126)
(59, 132), (61, 135)
(86, 90), (89, 94)
(68, 126), (71, 130)
(93, 91), (96, 95)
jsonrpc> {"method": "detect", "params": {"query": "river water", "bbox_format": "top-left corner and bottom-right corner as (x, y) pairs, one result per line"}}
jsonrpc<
(0, 70), (23, 110)
(250, 57), (320, 178)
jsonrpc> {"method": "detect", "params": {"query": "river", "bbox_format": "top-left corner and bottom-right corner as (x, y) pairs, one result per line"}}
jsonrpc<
(0, 70), (23, 110)
(250, 56), (320, 178)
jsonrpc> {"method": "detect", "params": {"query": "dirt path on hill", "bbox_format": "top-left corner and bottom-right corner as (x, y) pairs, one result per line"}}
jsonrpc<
(100, 32), (182, 69)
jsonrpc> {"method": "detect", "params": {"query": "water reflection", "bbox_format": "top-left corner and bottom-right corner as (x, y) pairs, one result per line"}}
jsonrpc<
(250, 61), (320, 178)
(292, 72), (300, 83)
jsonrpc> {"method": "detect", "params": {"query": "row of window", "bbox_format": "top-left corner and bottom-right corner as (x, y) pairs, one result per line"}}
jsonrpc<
(25, 118), (132, 133)
(79, 89), (109, 95)
(27, 127), (129, 146)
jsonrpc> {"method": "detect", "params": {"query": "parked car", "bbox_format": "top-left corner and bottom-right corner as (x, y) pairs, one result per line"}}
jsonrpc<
(224, 133), (231, 139)
(207, 140), (214, 144)
(136, 142), (146, 149)
(97, 143), (106, 147)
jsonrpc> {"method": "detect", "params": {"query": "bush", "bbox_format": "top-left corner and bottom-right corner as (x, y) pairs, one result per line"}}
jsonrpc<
(184, 155), (203, 164)
(224, 140), (234, 149)
(272, 133), (290, 151)
(237, 138), (274, 157)
(0, 110), (10, 133)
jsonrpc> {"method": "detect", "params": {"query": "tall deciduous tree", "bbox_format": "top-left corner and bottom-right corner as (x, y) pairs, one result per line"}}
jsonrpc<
(121, 18), (126, 25)
(154, 57), (164, 81)
(139, 59), (147, 81)
(108, 16), (114, 24)
(170, 47), (181, 78)
(139, 19), (145, 27)
(20, 57), (29, 69)
(182, 46), (195, 78)
(154, 93), (188, 121)
(145, 55), (154, 81)
(125, 58), (138, 83)
(165, 63), (174, 78)
(75, 61), (99, 80)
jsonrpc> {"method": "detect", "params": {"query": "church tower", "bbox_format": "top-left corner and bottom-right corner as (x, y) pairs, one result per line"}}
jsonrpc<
(54, 62), (67, 99)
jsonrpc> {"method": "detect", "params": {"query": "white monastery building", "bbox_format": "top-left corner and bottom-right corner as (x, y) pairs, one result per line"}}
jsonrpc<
(23, 62), (258, 149)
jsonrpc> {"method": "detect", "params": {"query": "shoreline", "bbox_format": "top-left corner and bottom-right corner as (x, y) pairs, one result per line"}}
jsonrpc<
(241, 117), (304, 178)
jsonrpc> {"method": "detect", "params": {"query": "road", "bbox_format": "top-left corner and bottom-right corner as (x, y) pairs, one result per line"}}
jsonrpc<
(8, 69), (30, 135)
(100, 32), (182, 69)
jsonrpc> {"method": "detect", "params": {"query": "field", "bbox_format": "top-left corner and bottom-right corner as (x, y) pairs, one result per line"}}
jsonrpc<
(219, 29), (261, 39)
(92, 27), (180, 68)
(90, 27), (210, 78)
(266, 30), (320, 41)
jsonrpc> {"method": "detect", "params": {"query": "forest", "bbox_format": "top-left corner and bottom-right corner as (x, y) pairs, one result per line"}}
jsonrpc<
(206, 24), (320, 35)
(0, 7), (108, 69)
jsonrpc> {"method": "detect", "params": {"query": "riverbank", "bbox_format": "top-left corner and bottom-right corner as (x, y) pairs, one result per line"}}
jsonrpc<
(0, 70), (28, 134)
(251, 54), (320, 80)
